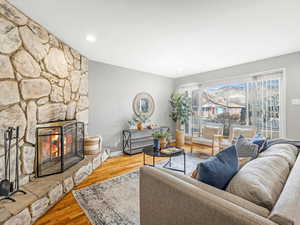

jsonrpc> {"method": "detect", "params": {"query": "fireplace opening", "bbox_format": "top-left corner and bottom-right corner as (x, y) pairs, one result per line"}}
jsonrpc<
(36, 121), (84, 177)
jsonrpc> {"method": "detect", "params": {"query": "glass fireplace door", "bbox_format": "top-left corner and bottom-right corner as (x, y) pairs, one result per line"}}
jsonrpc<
(37, 127), (62, 177)
(62, 122), (84, 171)
(36, 121), (85, 177)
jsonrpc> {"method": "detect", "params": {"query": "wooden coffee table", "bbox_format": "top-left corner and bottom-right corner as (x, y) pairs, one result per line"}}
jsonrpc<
(143, 146), (186, 174)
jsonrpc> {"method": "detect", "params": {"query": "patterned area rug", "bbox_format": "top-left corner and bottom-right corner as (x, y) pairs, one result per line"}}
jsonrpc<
(73, 152), (207, 225)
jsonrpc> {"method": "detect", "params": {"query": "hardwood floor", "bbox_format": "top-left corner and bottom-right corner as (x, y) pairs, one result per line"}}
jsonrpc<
(34, 144), (210, 225)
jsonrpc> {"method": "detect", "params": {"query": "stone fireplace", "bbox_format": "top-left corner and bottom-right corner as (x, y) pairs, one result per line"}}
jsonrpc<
(36, 121), (85, 177)
(0, 0), (89, 186)
(0, 1), (110, 224)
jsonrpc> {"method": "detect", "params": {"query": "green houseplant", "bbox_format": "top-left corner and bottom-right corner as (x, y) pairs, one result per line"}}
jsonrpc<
(159, 130), (171, 149)
(152, 130), (171, 150)
(169, 92), (192, 147)
(152, 131), (163, 150)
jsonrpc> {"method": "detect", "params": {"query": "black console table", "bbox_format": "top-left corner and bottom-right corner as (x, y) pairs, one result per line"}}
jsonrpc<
(122, 127), (169, 155)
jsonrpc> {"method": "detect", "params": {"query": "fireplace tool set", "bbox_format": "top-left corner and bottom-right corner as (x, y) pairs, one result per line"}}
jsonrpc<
(0, 127), (26, 202)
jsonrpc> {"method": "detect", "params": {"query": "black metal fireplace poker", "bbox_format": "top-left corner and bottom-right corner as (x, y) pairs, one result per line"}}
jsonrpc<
(0, 127), (26, 202)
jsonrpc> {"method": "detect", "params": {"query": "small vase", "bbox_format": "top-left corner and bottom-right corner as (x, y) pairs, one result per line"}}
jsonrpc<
(153, 139), (160, 150)
(160, 138), (167, 149)
(137, 122), (144, 130)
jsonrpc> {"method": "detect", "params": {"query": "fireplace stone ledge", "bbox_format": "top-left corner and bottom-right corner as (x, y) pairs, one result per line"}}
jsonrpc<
(0, 190), (37, 216)
(0, 207), (11, 224)
(0, 152), (110, 225)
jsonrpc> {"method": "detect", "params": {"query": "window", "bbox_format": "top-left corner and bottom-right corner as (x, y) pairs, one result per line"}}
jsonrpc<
(181, 69), (285, 139)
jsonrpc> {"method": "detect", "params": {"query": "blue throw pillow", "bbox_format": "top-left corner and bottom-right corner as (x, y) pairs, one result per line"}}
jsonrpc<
(196, 146), (239, 190)
(251, 133), (265, 149)
(259, 138), (270, 152)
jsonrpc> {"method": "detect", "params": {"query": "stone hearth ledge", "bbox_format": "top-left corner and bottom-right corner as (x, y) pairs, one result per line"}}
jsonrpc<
(0, 150), (110, 225)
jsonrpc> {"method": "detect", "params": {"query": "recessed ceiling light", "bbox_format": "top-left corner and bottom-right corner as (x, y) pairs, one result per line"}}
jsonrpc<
(86, 34), (96, 43)
(177, 67), (184, 73)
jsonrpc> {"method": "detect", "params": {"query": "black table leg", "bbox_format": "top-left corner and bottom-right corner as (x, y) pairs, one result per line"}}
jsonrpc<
(184, 152), (186, 174)
(153, 155), (155, 167)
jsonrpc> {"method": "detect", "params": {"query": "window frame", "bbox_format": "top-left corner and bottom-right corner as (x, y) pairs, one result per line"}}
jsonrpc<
(178, 68), (286, 138)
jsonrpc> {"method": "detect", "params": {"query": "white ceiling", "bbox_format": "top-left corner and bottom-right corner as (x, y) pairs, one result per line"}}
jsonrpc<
(10, 0), (300, 78)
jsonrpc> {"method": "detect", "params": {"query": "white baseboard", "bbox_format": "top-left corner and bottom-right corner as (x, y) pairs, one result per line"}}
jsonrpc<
(110, 150), (123, 157)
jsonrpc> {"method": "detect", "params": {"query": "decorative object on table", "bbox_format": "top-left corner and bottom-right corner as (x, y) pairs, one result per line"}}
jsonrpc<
(137, 122), (144, 130)
(159, 130), (171, 149)
(143, 145), (186, 174)
(133, 114), (150, 131)
(152, 131), (162, 150)
(0, 127), (26, 202)
(127, 118), (137, 129)
(169, 92), (192, 147)
(152, 130), (171, 150)
(84, 136), (102, 155)
(195, 145), (239, 190)
(159, 137), (167, 149)
(123, 127), (169, 155)
(132, 92), (155, 117)
(147, 124), (153, 129)
(147, 123), (156, 129)
(160, 147), (182, 155)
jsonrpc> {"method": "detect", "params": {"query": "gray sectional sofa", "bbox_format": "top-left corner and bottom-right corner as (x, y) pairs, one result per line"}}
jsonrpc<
(140, 144), (300, 225)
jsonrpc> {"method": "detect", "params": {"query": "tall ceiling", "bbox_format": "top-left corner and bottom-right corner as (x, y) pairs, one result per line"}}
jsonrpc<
(10, 0), (300, 78)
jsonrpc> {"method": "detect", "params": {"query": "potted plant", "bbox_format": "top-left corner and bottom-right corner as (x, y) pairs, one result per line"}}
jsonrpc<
(159, 131), (171, 149)
(152, 131), (162, 150)
(169, 92), (192, 147)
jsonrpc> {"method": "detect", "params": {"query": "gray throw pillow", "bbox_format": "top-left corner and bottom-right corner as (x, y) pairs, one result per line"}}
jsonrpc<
(235, 135), (259, 158)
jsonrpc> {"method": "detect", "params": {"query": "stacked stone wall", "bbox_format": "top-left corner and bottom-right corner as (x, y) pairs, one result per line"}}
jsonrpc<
(0, 0), (89, 184)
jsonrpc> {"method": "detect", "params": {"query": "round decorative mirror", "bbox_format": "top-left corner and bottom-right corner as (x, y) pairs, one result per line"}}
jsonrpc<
(132, 92), (155, 117)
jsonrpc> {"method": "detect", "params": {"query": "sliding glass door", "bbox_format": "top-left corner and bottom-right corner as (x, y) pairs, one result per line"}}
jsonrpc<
(246, 77), (281, 138)
(182, 70), (285, 139)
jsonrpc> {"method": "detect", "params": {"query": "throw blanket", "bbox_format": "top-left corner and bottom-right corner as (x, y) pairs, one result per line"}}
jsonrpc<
(266, 138), (300, 149)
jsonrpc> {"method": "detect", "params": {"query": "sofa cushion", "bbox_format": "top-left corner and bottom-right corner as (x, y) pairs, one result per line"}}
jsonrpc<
(235, 135), (259, 158)
(140, 166), (278, 225)
(158, 168), (270, 218)
(226, 156), (290, 210)
(251, 133), (266, 149)
(239, 157), (252, 168)
(269, 155), (300, 225)
(196, 145), (238, 190)
(259, 144), (298, 169)
(191, 157), (253, 177)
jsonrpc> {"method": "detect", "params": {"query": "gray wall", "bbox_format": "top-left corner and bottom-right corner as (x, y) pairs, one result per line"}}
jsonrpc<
(176, 52), (300, 139)
(88, 60), (175, 152)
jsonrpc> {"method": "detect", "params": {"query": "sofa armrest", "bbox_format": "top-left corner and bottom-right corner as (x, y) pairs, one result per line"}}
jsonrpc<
(140, 166), (277, 225)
